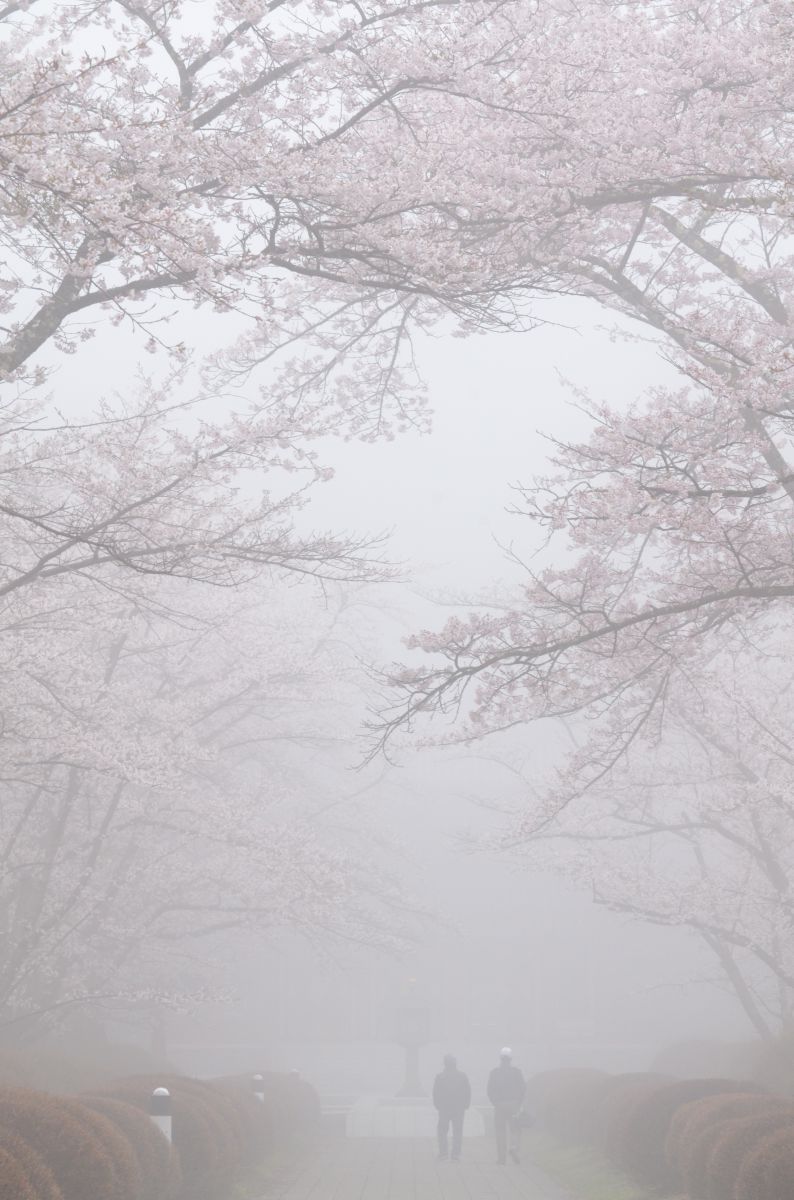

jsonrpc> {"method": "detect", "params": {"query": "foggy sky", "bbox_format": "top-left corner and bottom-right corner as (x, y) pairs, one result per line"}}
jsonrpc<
(40, 263), (750, 1079)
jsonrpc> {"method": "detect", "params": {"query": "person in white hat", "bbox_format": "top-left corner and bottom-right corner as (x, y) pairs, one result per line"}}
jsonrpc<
(486, 1047), (526, 1164)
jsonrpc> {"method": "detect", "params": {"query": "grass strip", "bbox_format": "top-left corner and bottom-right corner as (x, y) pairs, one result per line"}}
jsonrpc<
(525, 1130), (662, 1200)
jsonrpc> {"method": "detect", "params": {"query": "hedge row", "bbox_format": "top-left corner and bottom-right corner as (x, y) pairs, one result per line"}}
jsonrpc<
(0, 1070), (320, 1200)
(528, 1066), (794, 1199)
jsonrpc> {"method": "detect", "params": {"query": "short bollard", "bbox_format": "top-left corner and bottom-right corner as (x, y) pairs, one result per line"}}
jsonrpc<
(150, 1086), (172, 1142)
(253, 1073), (265, 1104)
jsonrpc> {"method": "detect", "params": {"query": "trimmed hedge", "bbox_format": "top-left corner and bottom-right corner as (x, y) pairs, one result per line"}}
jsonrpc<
(66, 1103), (141, 1200)
(609, 1077), (761, 1189)
(147, 1075), (242, 1177)
(603, 1077), (673, 1166)
(0, 1126), (62, 1200)
(103, 1075), (242, 1200)
(0, 1088), (122, 1200)
(211, 1077), (274, 1166)
(586, 1073), (669, 1152)
(0, 1067), (318, 1200)
(0, 1145), (39, 1200)
(80, 1095), (179, 1200)
(705, 1109), (794, 1200)
(107, 1086), (217, 1199)
(667, 1092), (781, 1198)
(516, 1062), (794, 1200)
(735, 1124), (794, 1200)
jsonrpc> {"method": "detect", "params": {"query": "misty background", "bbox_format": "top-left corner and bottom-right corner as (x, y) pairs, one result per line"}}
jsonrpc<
(38, 293), (752, 1098)
(9, 10), (794, 1200)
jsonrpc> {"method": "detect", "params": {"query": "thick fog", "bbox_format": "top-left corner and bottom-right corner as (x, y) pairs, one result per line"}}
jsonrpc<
(3, 10), (791, 1173)
(22, 302), (754, 1098)
(140, 317), (753, 1097)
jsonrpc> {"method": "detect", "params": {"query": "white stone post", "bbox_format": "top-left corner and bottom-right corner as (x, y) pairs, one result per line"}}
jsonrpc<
(150, 1086), (172, 1143)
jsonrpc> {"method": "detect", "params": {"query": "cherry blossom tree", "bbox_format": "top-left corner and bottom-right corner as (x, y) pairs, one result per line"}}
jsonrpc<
(337, 0), (794, 1024)
(8, 0), (794, 1035)
(1, 0), (540, 408)
(0, 374), (388, 603)
(370, 0), (794, 811)
(1, 0), (551, 619)
(13, 0), (790, 627)
(494, 640), (794, 1038)
(0, 579), (408, 1040)
(2, 0), (502, 1032)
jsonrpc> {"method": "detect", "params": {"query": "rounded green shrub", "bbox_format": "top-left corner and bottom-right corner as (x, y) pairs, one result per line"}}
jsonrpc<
(603, 1077), (672, 1163)
(0, 1145), (38, 1200)
(114, 1075), (241, 1178)
(610, 1077), (761, 1189)
(179, 1079), (243, 1169)
(667, 1092), (780, 1198)
(735, 1124), (794, 1200)
(0, 1088), (121, 1200)
(252, 1071), (320, 1137)
(162, 1077), (241, 1175)
(706, 1109), (794, 1200)
(80, 1095), (180, 1200)
(209, 1079), (271, 1168)
(66, 1102), (141, 1200)
(582, 1073), (668, 1150)
(0, 1126), (62, 1200)
(104, 1078), (226, 1199)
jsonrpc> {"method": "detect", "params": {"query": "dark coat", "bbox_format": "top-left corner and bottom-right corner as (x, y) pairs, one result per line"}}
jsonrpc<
(487, 1063), (526, 1107)
(433, 1067), (471, 1113)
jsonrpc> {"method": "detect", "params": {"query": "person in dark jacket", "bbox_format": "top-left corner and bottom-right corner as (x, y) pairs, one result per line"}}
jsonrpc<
(486, 1047), (526, 1164)
(432, 1054), (471, 1161)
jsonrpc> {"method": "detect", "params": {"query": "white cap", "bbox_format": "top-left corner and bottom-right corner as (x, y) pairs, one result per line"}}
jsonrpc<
(500, 1046), (512, 1057)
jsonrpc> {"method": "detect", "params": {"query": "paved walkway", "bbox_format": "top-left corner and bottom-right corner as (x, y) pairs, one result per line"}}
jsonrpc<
(260, 1137), (572, 1199)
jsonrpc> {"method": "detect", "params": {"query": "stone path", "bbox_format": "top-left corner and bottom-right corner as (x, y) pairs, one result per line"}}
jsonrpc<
(260, 1136), (572, 1199)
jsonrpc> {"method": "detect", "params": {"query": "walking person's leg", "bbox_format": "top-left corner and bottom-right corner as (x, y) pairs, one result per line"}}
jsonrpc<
(509, 1107), (521, 1163)
(437, 1111), (450, 1160)
(451, 1110), (464, 1160)
(494, 1105), (507, 1164)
